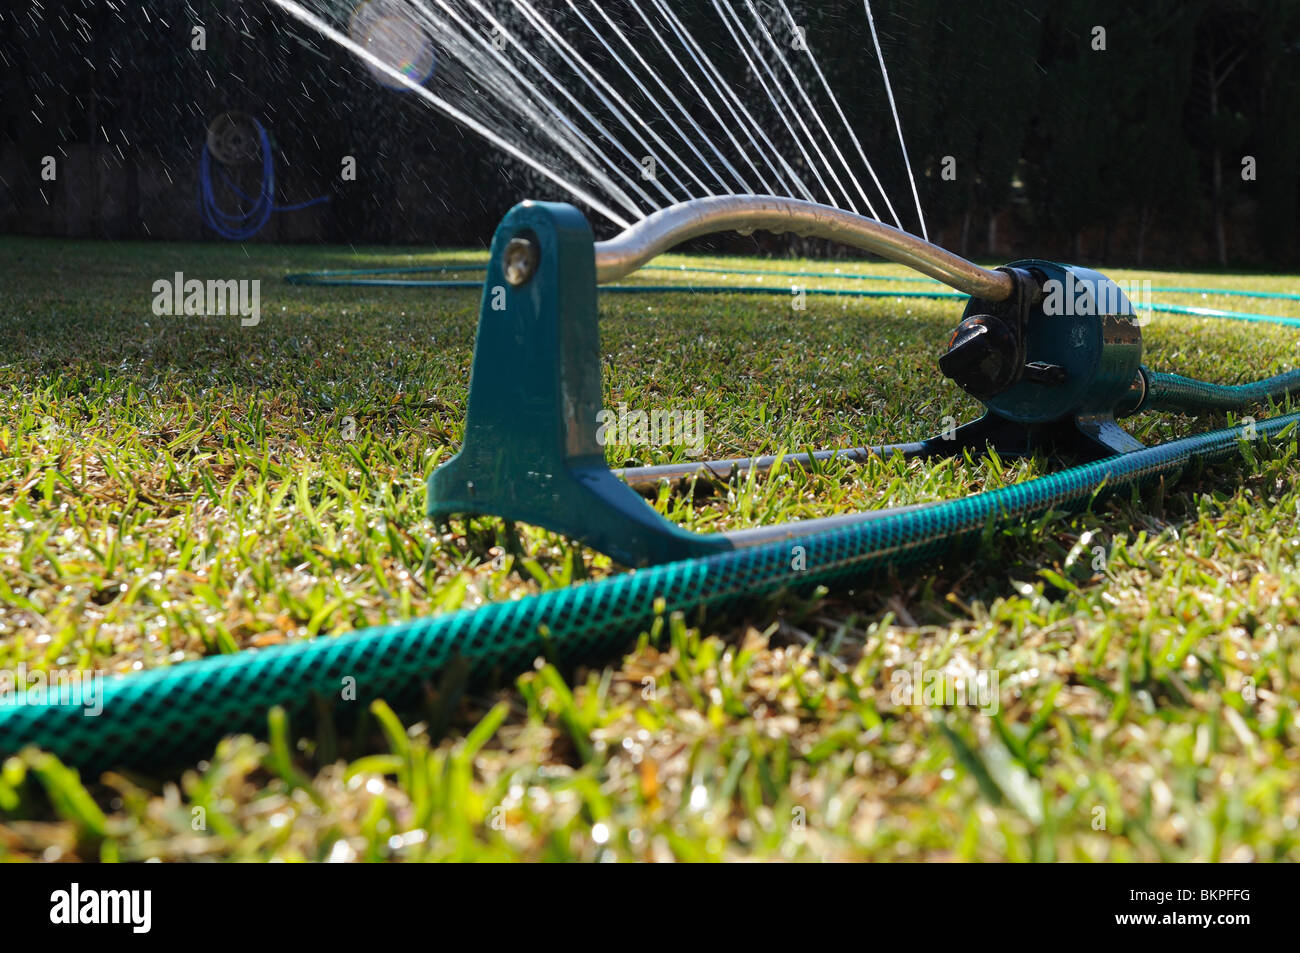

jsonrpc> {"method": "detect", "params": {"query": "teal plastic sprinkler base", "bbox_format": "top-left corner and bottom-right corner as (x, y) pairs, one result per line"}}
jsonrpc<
(428, 202), (730, 566)
(430, 202), (1152, 566)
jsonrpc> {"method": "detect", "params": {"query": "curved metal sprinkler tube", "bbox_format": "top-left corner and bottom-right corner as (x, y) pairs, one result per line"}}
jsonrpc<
(593, 195), (1014, 301)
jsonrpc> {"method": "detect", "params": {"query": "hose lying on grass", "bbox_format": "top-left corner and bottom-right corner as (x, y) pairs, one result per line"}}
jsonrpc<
(1, 408), (1295, 770)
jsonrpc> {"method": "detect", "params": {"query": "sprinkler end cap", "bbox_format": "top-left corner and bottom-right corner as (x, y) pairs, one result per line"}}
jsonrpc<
(938, 314), (1023, 400)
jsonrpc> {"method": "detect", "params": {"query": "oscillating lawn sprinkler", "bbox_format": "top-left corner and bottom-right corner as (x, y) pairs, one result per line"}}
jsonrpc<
(425, 196), (1231, 566)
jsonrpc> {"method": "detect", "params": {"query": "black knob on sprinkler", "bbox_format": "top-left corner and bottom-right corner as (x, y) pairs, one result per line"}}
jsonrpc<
(938, 313), (1023, 400)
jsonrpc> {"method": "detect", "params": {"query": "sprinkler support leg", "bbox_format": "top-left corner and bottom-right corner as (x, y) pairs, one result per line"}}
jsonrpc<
(427, 201), (731, 567)
(922, 410), (1143, 461)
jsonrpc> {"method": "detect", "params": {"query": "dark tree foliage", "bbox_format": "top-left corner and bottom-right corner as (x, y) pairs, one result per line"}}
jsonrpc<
(1, 0), (1296, 266)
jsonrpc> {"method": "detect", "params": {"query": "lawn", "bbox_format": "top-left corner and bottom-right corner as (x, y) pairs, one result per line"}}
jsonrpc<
(1, 234), (1298, 861)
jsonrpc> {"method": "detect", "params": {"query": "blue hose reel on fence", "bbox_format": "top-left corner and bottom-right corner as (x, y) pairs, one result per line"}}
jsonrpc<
(199, 111), (331, 240)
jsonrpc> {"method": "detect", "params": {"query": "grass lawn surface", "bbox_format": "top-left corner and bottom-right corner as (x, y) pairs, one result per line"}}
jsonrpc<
(1, 236), (1299, 861)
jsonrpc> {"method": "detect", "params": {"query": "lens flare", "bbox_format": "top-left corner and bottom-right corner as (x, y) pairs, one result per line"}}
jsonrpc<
(348, 0), (437, 90)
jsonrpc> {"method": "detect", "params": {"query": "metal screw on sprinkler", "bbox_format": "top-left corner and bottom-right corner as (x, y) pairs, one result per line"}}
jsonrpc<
(504, 236), (539, 287)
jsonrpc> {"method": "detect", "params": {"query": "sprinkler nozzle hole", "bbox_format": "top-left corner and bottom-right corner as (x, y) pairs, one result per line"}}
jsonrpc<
(504, 236), (540, 287)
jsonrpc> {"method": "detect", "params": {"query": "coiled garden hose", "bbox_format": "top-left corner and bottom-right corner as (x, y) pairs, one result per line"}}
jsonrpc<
(198, 116), (331, 241)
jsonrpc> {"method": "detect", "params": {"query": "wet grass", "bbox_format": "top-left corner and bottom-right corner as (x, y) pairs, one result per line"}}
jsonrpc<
(1, 235), (1299, 861)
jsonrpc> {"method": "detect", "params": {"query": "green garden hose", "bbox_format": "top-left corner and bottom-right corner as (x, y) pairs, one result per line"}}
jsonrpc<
(1141, 368), (1300, 414)
(2, 410), (1296, 771)
(286, 263), (1300, 328)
